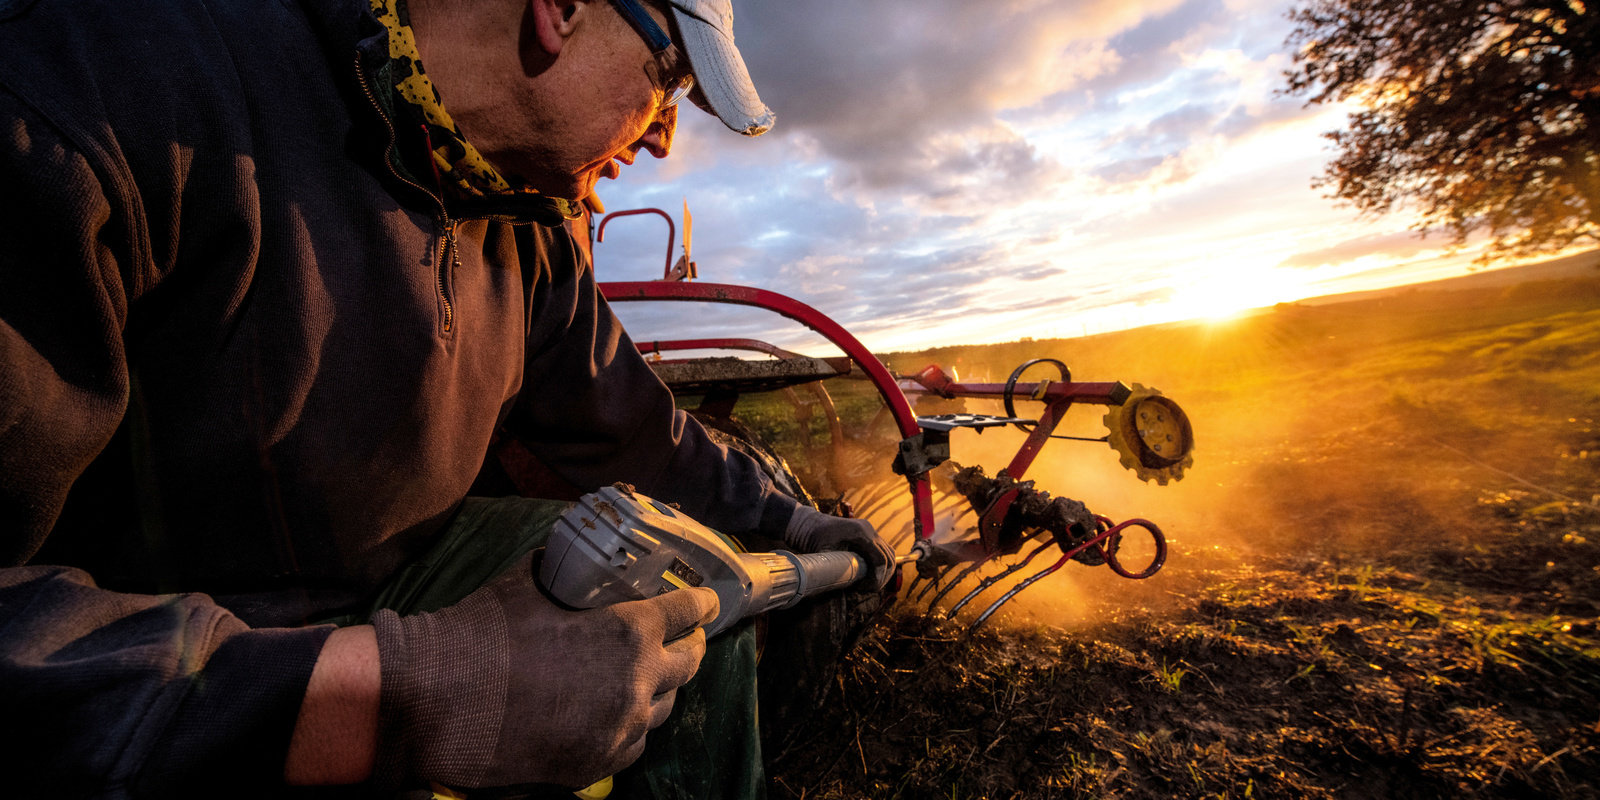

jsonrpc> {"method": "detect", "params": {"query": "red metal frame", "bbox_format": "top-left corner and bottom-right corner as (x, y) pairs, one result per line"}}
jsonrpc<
(592, 207), (1182, 616)
(597, 209), (676, 279)
(899, 374), (1128, 481)
(601, 280), (937, 541)
(603, 281), (1144, 555)
(897, 373), (1130, 555)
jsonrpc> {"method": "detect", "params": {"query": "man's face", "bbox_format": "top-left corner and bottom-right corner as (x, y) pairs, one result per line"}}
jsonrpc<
(491, 0), (682, 200)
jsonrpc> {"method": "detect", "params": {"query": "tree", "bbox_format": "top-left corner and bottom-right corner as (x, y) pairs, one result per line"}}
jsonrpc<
(1284, 0), (1599, 260)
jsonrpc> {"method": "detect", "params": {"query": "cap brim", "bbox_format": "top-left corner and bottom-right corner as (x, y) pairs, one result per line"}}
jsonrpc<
(672, 8), (775, 136)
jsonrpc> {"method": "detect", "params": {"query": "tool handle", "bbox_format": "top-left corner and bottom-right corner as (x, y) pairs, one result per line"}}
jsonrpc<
(786, 550), (866, 599)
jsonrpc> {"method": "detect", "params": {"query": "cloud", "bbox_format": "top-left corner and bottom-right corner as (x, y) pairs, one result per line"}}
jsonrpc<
(729, 0), (1197, 203)
(1214, 97), (1314, 139)
(1015, 264), (1067, 281)
(1277, 231), (1438, 269)
(1129, 285), (1180, 306)
(596, 0), (1467, 352)
(1092, 154), (1169, 183)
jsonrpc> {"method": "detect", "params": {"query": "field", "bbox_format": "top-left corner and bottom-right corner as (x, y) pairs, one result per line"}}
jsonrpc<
(708, 263), (1600, 798)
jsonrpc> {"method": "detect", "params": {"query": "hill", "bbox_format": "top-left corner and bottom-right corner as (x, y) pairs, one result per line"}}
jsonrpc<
(1299, 249), (1600, 306)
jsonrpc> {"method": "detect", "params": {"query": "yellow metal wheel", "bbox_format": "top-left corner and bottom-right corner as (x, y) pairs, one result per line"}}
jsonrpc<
(1103, 384), (1195, 485)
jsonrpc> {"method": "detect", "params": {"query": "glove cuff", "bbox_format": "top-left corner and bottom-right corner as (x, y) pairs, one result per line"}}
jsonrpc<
(782, 503), (828, 553)
(758, 492), (800, 539)
(370, 593), (511, 791)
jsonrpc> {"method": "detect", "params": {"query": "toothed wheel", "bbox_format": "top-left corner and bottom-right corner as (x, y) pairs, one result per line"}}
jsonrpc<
(1103, 384), (1195, 485)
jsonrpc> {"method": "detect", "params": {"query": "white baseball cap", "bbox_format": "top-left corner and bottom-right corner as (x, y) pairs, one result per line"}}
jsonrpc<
(665, 0), (776, 136)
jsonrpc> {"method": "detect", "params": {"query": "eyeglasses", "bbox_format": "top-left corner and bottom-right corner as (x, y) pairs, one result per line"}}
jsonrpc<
(610, 0), (696, 108)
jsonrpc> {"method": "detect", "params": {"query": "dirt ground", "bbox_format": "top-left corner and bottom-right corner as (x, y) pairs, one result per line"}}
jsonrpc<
(757, 273), (1600, 798)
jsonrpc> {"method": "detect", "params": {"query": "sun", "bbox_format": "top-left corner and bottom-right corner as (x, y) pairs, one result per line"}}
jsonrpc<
(1165, 265), (1311, 322)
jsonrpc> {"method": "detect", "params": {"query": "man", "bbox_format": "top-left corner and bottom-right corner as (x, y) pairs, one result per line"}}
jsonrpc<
(0, 0), (893, 796)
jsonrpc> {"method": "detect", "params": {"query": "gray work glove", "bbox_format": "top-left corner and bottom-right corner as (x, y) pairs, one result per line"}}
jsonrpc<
(783, 505), (896, 590)
(370, 550), (717, 790)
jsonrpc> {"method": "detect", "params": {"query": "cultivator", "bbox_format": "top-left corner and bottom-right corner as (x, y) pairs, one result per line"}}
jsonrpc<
(590, 206), (1196, 631)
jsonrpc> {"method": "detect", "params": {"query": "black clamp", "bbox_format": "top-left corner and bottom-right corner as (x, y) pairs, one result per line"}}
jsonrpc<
(892, 415), (1034, 476)
(892, 430), (950, 476)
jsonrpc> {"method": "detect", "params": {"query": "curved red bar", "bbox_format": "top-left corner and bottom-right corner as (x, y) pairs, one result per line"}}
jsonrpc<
(601, 280), (936, 541)
(596, 209), (676, 279)
(601, 282), (918, 438)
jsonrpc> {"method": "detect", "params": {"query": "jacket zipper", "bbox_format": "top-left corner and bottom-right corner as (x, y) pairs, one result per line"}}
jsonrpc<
(353, 56), (456, 333)
(439, 221), (459, 332)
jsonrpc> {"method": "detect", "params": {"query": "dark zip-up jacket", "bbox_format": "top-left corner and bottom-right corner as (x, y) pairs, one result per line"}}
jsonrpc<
(0, 0), (797, 795)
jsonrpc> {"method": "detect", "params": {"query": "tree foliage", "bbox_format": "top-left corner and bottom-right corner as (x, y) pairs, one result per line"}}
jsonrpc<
(1285, 0), (1599, 259)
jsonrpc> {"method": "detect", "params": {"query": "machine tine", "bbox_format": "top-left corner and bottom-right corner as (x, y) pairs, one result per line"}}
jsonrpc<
(904, 571), (926, 599)
(944, 541), (1054, 618)
(923, 556), (992, 612)
(966, 551), (1073, 633)
(913, 564), (956, 603)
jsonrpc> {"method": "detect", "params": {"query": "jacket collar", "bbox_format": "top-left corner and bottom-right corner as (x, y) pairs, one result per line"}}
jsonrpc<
(299, 0), (579, 226)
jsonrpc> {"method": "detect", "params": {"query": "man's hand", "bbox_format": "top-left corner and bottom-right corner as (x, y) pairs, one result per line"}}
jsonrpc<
(782, 505), (896, 590)
(289, 550), (717, 790)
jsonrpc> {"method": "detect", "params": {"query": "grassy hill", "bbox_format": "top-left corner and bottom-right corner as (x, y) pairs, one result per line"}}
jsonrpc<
(756, 268), (1600, 798)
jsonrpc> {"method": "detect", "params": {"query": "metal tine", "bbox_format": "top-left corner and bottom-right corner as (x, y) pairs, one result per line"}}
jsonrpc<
(922, 556), (993, 612)
(903, 571), (926, 599)
(967, 552), (1073, 633)
(912, 564), (956, 603)
(944, 540), (1055, 619)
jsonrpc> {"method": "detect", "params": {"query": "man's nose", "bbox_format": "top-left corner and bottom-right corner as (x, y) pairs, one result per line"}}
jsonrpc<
(637, 104), (677, 159)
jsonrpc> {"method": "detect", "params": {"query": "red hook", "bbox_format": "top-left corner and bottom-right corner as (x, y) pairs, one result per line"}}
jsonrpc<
(596, 208), (676, 279)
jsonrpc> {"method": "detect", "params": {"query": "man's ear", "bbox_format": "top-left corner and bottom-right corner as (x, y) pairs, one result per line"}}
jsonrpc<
(528, 0), (589, 56)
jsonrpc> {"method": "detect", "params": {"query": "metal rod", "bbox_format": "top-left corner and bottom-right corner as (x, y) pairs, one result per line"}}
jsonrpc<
(923, 556), (992, 612)
(963, 516), (1167, 631)
(900, 380), (1131, 406)
(968, 553), (1072, 632)
(945, 540), (1055, 618)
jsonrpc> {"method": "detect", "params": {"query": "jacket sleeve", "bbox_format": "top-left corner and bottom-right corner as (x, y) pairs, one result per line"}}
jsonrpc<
(504, 224), (800, 537)
(0, 87), (333, 797)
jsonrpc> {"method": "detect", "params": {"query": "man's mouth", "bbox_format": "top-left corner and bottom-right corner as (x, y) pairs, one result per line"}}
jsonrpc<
(599, 149), (641, 181)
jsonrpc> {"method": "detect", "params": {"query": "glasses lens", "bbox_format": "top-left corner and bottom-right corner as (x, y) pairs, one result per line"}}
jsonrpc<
(647, 46), (696, 108)
(662, 74), (695, 107)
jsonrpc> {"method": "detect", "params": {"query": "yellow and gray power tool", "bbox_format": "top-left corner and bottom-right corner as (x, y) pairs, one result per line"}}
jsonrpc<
(540, 484), (867, 636)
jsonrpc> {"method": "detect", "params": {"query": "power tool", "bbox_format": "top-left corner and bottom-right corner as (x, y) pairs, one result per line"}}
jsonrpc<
(539, 484), (868, 636)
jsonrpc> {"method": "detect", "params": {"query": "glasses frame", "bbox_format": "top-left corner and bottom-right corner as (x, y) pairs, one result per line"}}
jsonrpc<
(610, 0), (696, 108)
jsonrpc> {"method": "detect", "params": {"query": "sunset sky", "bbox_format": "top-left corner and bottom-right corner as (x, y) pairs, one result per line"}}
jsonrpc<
(593, 0), (1580, 354)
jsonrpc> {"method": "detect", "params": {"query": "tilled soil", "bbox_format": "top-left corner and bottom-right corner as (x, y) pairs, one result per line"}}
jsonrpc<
(768, 550), (1600, 799)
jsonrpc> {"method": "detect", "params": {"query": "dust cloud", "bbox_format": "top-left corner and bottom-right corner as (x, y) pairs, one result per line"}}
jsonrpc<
(847, 278), (1600, 629)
